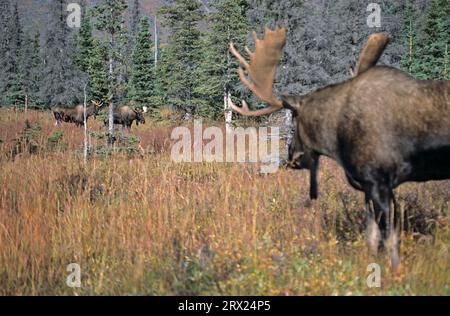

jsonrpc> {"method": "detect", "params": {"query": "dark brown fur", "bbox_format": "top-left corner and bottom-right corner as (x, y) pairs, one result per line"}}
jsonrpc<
(103, 106), (145, 131)
(284, 66), (450, 268)
(53, 102), (102, 127)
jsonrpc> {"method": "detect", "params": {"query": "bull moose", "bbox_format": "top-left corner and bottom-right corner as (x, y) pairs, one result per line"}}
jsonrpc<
(289, 33), (391, 201)
(228, 27), (450, 269)
(53, 101), (103, 127)
(103, 106), (146, 131)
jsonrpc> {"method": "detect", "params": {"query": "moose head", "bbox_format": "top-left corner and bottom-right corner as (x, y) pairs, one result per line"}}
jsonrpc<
(91, 100), (104, 118)
(133, 107), (146, 126)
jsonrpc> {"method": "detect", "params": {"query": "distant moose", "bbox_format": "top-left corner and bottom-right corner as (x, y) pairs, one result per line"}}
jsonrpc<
(53, 101), (103, 127)
(228, 27), (450, 269)
(103, 106), (146, 131)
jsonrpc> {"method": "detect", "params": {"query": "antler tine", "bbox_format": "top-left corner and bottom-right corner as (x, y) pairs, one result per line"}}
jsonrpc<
(229, 26), (287, 116)
(354, 33), (390, 76)
(230, 42), (249, 69)
(349, 68), (356, 77)
(227, 96), (283, 117)
(244, 46), (254, 59)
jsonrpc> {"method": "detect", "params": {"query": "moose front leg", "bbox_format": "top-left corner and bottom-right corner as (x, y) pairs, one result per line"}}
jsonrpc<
(309, 156), (320, 200)
(386, 194), (401, 270)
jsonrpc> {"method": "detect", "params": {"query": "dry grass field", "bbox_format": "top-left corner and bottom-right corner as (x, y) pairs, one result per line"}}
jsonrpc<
(0, 108), (449, 295)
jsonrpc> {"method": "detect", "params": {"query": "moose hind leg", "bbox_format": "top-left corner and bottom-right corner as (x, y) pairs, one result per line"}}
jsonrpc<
(385, 194), (400, 270)
(365, 196), (381, 256)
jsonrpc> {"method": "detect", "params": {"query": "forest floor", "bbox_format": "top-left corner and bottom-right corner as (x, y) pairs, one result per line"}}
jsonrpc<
(0, 108), (449, 295)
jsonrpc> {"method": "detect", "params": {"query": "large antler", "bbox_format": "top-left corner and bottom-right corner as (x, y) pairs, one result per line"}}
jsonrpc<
(350, 33), (390, 77)
(229, 26), (287, 116)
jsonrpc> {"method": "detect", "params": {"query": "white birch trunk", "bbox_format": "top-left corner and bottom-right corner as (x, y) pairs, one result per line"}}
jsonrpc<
(284, 109), (293, 160)
(108, 33), (114, 147)
(224, 29), (232, 134)
(224, 89), (233, 134)
(83, 83), (88, 164)
(24, 94), (28, 115)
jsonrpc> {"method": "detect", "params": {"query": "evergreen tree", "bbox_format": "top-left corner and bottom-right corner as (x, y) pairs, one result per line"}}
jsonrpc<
(418, 0), (450, 79)
(130, 0), (141, 40)
(92, 0), (128, 145)
(75, 11), (109, 103)
(75, 10), (95, 74)
(116, 19), (130, 102)
(401, 0), (421, 75)
(0, 0), (11, 105)
(158, 0), (205, 116)
(40, 0), (81, 107)
(88, 39), (110, 103)
(123, 0), (141, 101)
(20, 30), (43, 108)
(153, 44), (169, 109)
(4, 1), (24, 106)
(129, 17), (155, 111)
(195, 0), (250, 119)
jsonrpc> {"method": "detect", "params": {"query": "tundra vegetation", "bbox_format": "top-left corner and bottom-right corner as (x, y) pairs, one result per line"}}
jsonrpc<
(0, 109), (449, 295)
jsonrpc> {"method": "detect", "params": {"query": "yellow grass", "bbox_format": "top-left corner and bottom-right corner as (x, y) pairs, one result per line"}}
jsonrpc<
(0, 109), (448, 295)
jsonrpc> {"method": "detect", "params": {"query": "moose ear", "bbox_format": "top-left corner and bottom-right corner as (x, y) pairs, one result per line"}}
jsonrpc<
(281, 95), (302, 114)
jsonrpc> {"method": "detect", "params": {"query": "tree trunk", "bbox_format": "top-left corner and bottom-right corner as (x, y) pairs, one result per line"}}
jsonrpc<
(224, 28), (232, 134)
(224, 89), (232, 134)
(83, 83), (89, 164)
(284, 109), (293, 160)
(24, 94), (28, 115)
(154, 16), (158, 68)
(108, 34), (115, 147)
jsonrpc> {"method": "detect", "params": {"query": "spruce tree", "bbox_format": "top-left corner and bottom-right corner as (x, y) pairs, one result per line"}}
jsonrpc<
(124, 0), (141, 102)
(195, 0), (250, 119)
(129, 17), (155, 111)
(158, 0), (205, 117)
(153, 44), (169, 109)
(75, 10), (95, 74)
(130, 0), (141, 41)
(92, 0), (128, 145)
(5, 1), (24, 106)
(75, 11), (109, 103)
(401, 0), (421, 76)
(0, 0), (11, 105)
(419, 0), (450, 79)
(88, 39), (110, 103)
(40, 0), (81, 107)
(20, 30), (42, 108)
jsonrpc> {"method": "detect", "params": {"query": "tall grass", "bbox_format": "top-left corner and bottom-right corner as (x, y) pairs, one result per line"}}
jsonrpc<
(0, 109), (448, 295)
